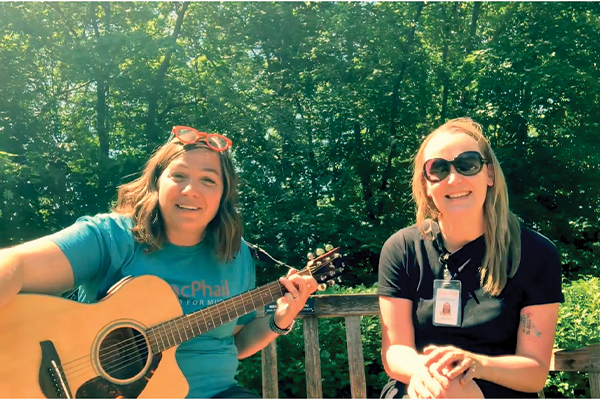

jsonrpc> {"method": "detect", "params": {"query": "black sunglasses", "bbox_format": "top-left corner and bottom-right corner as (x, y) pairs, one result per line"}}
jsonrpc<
(423, 151), (488, 183)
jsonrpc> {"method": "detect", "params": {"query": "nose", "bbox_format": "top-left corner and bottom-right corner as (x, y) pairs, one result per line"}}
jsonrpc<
(181, 181), (201, 197)
(446, 166), (463, 184)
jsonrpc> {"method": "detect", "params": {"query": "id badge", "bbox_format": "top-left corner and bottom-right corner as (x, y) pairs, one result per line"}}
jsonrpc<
(432, 279), (462, 327)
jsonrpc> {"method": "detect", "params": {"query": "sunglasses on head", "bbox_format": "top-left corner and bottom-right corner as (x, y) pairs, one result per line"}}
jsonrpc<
(423, 151), (488, 183)
(169, 126), (232, 152)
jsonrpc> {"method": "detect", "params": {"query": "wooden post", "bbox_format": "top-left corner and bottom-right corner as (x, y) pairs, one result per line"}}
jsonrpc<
(261, 340), (278, 398)
(345, 316), (367, 399)
(589, 372), (600, 398)
(304, 316), (323, 398)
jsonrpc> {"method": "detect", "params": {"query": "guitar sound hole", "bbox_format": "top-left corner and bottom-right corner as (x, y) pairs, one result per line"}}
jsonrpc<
(98, 327), (149, 381)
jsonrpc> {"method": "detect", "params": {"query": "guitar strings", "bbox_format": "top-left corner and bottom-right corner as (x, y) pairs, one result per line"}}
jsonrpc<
(63, 292), (280, 381)
(82, 259), (328, 369)
(59, 260), (336, 382)
(61, 282), (282, 372)
(59, 284), (285, 381)
(63, 284), (277, 376)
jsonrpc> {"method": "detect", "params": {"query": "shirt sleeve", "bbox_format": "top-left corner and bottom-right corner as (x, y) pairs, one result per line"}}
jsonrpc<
(45, 213), (135, 302)
(521, 232), (564, 307)
(378, 230), (416, 300)
(237, 240), (257, 325)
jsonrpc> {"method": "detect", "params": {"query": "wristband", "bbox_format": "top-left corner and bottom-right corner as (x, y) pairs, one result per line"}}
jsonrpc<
(269, 313), (295, 335)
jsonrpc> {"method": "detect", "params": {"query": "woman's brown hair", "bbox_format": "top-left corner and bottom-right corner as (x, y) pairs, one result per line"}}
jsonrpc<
(114, 139), (242, 263)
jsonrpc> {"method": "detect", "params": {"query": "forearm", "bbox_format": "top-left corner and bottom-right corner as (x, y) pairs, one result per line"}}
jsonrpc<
(478, 354), (548, 393)
(0, 249), (23, 308)
(383, 344), (428, 384)
(234, 316), (281, 359)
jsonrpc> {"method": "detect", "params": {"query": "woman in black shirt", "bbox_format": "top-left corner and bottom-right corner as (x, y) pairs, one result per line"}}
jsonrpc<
(378, 118), (562, 398)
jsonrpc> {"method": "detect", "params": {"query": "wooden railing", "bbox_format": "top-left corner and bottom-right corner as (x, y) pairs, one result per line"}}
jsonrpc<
(260, 294), (600, 398)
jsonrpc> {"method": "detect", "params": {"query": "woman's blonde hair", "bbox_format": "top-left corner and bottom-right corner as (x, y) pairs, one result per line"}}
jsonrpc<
(412, 117), (521, 296)
(114, 139), (242, 263)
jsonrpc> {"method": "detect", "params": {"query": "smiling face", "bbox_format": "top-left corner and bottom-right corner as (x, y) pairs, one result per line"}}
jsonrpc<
(157, 148), (223, 246)
(423, 131), (493, 221)
(442, 302), (451, 315)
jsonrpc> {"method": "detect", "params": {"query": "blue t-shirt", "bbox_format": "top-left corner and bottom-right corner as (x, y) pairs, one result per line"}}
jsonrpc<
(46, 213), (256, 398)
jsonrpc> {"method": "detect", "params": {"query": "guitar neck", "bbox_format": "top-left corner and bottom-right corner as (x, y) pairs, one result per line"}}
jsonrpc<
(146, 280), (286, 353)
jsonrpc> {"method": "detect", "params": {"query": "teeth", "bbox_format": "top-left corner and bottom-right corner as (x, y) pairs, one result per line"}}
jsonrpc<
(447, 192), (470, 199)
(177, 204), (199, 210)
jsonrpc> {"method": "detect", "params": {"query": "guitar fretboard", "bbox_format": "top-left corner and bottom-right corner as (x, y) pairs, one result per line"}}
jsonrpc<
(146, 280), (286, 353)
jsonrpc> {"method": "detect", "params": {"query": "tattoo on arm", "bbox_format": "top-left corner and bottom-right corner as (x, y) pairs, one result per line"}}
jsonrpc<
(520, 313), (542, 337)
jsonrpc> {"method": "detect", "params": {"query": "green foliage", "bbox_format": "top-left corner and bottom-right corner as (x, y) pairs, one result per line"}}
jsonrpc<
(0, 2), (599, 395)
(545, 277), (600, 398)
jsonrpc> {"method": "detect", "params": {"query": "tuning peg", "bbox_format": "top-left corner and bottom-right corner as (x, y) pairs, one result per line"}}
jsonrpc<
(317, 283), (327, 291)
(327, 280), (335, 287)
(325, 244), (333, 252)
(316, 248), (325, 256)
(307, 252), (315, 260)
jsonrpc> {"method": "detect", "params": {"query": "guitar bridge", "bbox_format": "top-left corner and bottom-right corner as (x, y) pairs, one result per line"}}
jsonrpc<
(39, 340), (73, 399)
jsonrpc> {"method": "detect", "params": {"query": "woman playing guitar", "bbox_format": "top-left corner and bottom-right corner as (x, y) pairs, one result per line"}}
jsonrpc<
(0, 126), (318, 398)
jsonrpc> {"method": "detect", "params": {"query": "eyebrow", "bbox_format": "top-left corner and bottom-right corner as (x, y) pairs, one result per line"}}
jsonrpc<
(170, 162), (222, 176)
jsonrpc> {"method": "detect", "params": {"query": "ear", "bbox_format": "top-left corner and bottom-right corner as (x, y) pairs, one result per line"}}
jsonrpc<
(486, 163), (495, 187)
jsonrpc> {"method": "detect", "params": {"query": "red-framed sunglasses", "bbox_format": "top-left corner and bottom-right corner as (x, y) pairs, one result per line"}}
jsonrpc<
(169, 126), (232, 152)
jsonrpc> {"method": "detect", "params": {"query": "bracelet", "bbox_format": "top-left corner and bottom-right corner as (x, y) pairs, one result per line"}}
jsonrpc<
(268, 313), (295, 335)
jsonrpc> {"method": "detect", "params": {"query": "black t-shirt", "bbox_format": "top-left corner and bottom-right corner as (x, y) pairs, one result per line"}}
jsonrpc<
(378, 220), (563, 398)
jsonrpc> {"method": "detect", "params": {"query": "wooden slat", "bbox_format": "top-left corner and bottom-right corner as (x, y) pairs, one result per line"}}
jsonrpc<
(550, 344), (600, 373)
(297, 294), (379, 318)
(304, 316), (323, 398)
(261, 340), (278, 399)
(589, 372), (600, 398)
(345, 316), (367, 399)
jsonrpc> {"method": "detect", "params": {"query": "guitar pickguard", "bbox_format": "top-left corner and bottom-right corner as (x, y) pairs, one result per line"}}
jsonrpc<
(75, 353), (162, 398)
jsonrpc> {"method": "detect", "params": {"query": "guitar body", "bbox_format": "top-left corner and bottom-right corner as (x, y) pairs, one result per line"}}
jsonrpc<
(0, 275), (189, 398)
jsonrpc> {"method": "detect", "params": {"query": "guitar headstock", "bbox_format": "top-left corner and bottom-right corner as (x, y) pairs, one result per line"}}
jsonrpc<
(299, 244), (346, 291)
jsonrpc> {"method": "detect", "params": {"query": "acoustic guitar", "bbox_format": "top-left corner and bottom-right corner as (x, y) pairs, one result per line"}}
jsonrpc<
(0, 247), (345, 398)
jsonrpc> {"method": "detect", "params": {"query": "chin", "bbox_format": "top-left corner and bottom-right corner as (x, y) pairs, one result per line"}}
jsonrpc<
(440, 204), (481, 217)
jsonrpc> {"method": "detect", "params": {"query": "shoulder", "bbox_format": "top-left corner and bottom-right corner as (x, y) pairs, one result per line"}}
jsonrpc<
(232, 239), (255, 269)
(76, 212), (134, 231)
(513, 224), (564, 304)
(515, 224), (561, 279)
(519, 224), (559, 258)
(380, 223), (424, 271)
(237, 239), (252, 261)
(73, 212), (137, 251)
(382, 223), (423, 253)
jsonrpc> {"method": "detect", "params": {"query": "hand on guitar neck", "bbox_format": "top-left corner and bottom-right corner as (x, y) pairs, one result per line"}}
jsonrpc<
(274, 267), (316, 330)
(273, 245), (344, 329)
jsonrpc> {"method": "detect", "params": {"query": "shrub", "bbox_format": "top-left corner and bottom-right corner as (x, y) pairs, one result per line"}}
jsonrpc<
(544, 277), (600, 398)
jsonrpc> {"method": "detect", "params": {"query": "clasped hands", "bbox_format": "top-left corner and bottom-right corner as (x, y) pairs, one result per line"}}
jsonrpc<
(407, 345), (483, 399)
(273, 268), (318, 329)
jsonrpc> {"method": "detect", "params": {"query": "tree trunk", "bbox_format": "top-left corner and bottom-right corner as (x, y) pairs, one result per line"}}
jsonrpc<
(459, 2), (482, 109)
(90, 2), (110, 162)
(377, 2), (425, 219)
(353, 122), (376, 222)
(440, 2), (459, 123)
(145, 2), (190, 152)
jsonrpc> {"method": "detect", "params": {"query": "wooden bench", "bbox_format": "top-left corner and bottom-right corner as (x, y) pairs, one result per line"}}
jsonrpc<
(260, 294), (600, 398)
